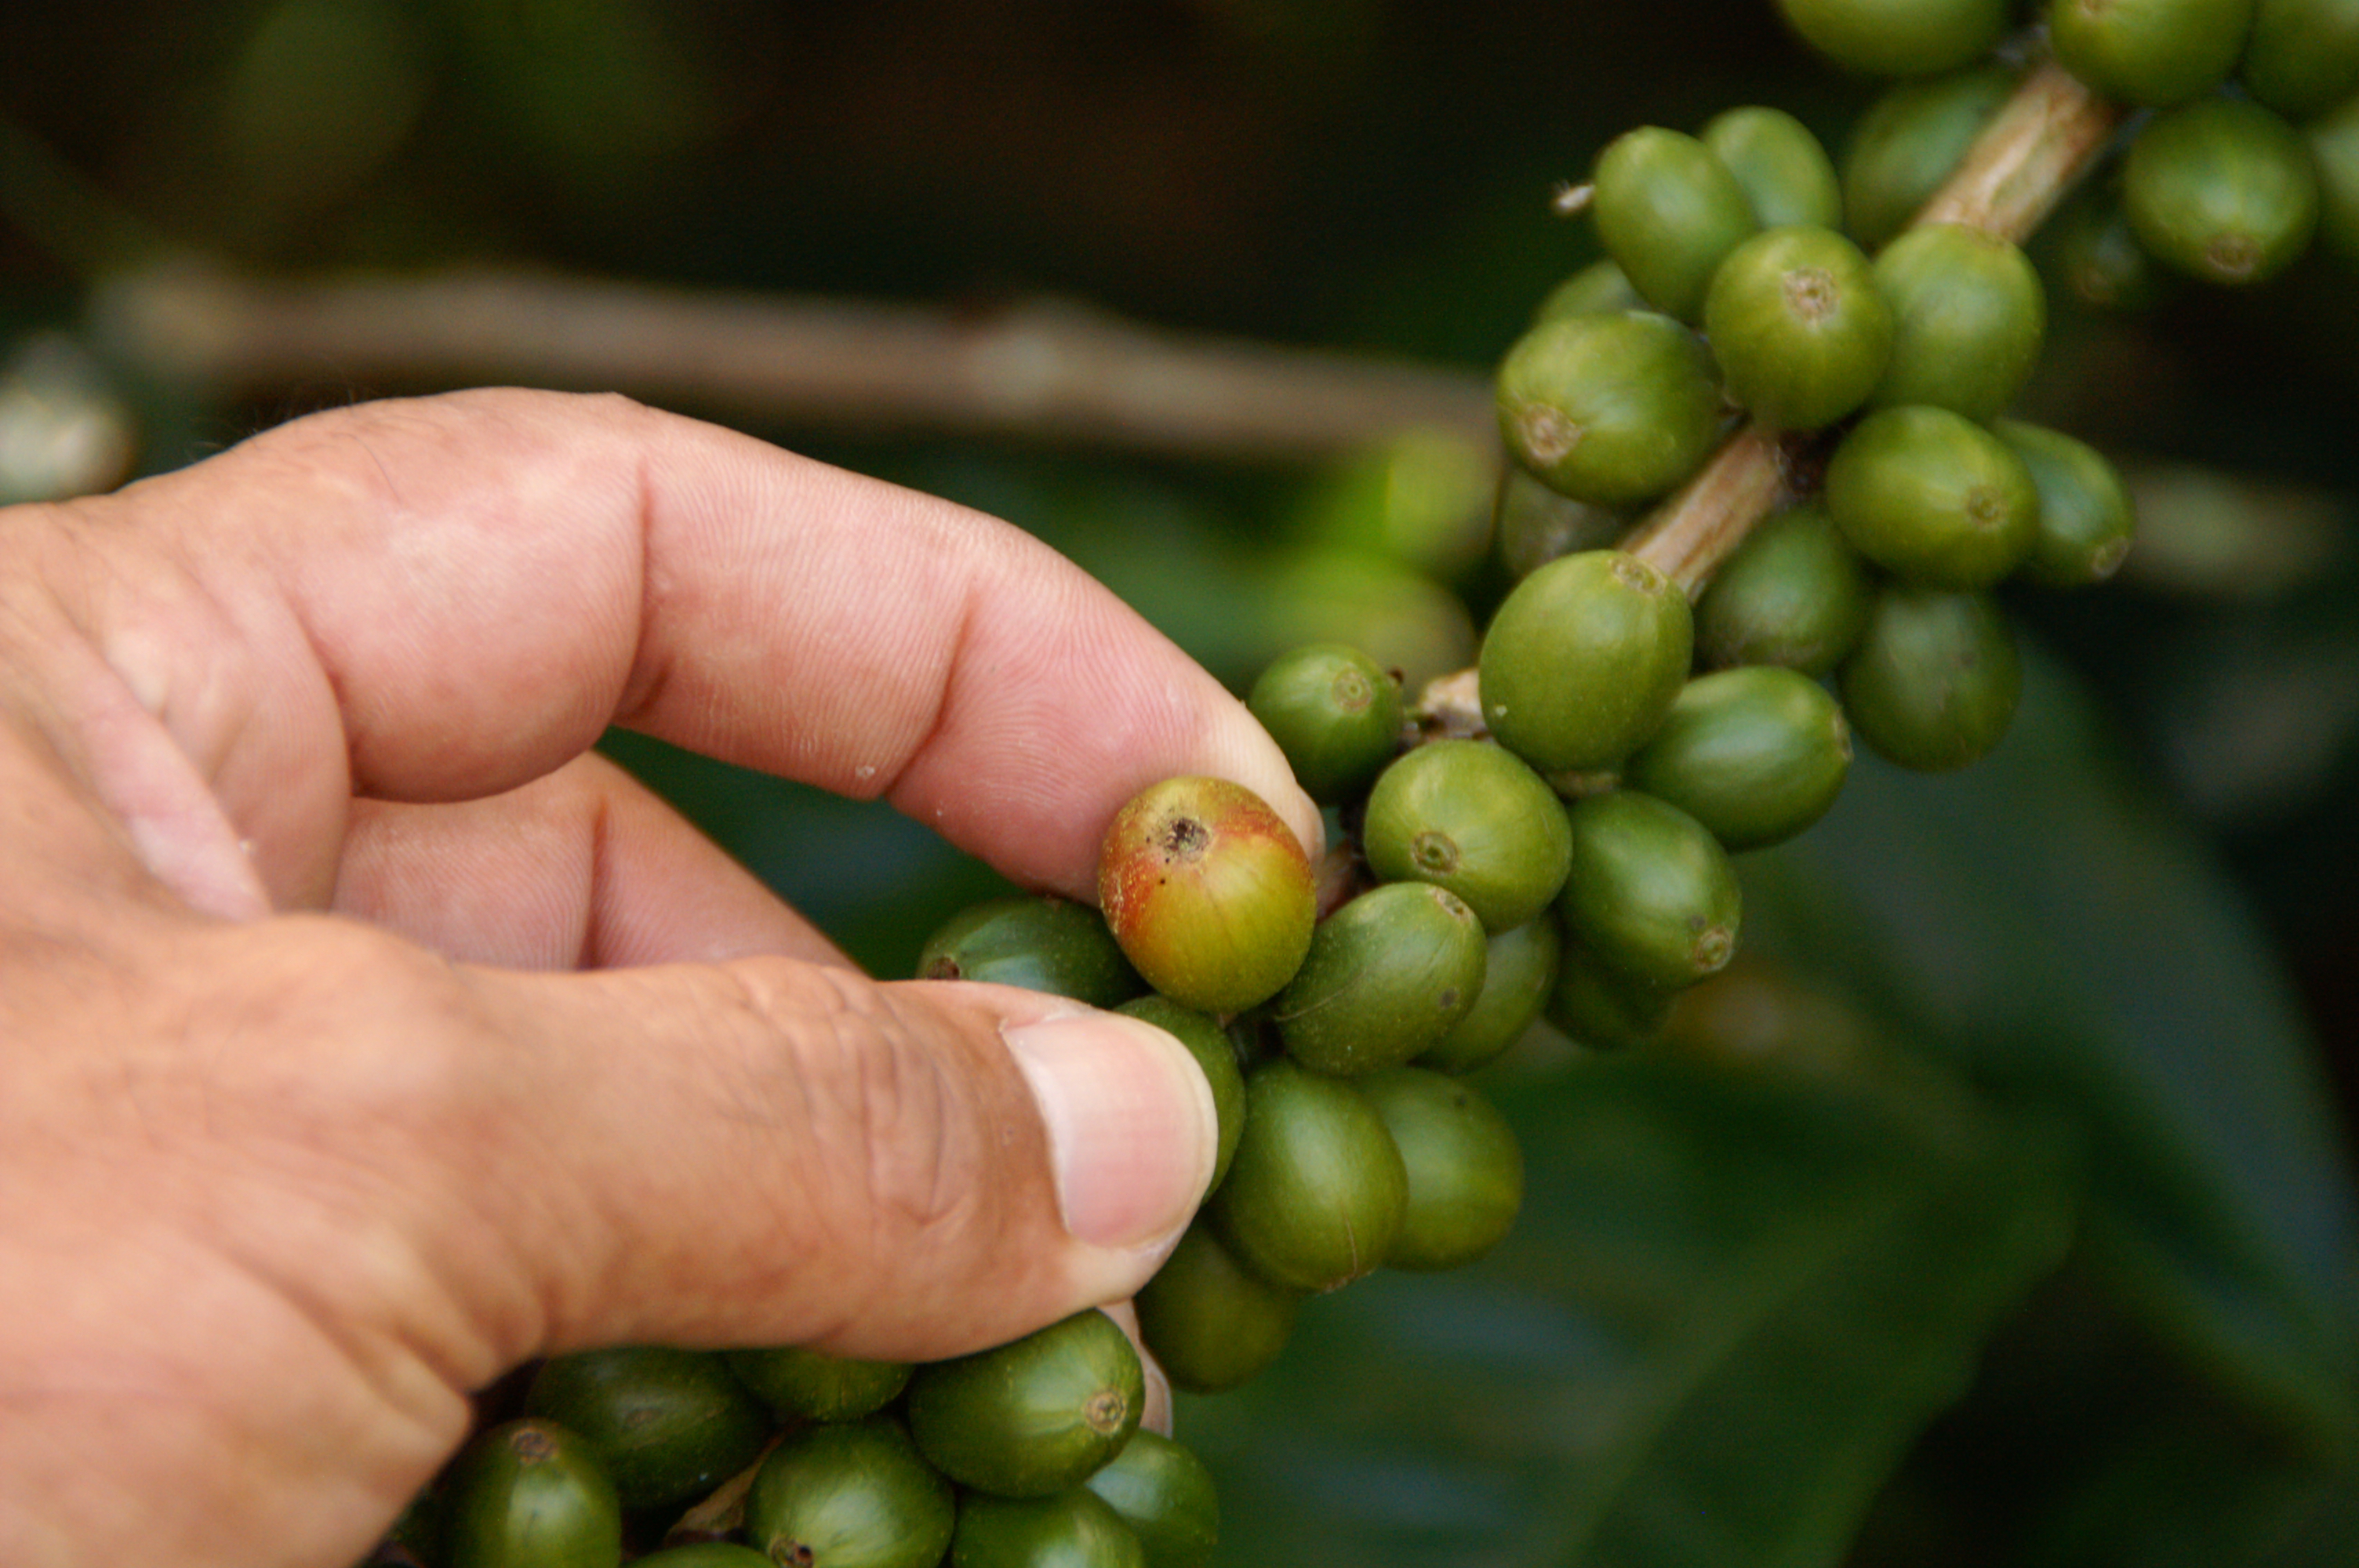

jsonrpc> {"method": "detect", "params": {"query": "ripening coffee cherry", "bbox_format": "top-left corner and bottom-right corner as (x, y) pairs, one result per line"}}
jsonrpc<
(1623, 667), (1853, 851)
(1478, 550), (1695, 775)
(522, 1347), (772, 1513)
(1841, 63), (2017, 249)
(1097, 776), (1316, 1016)
(1418, 910), (1565, 1075)
(1358, 1066), (1526, 1272)
(1776, 0), (2011, 77)
(1361, 739), (1573, 932)
(905, 1308), (1143, 1499)
(1246, 642), (1403, 804)
(441, 1420), (623, 1568)
(1085, 1429), (1221, 1568)
(2048, 0), (2255, 107)
(1870, 224), (2045, 422)
(1559, 791), (1743, 992)
(1496, 311), (1725, 507)
(1273, 881), (1488, 1076)
(1839, 585), (2022, 770)
(1825, 405), (2040, 589)
(743, 1417), (956, 1568)
(2124, 96), (2319, 286)
(951, 1490), (1147, 1568)
(1590, 127), (1759, 321)
(1702, 106), (1845, 230)
(725, 1345), (914, 1425)
(1703, 224), (1893, 430)
(1693, 503), (1873, 677)
(1991, 419), (2137, 586)
(1120, 995), (1246, 1191)
(1135, 1221), (1303, 1393)
(1211, 1058), (1409, 1293)
(2239, 0), (2359, 118)
(918, 895), (1145, 1008)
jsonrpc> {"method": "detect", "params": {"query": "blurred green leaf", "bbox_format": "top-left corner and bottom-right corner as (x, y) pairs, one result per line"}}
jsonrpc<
(1743, 645), (2359, 1447)
(216, 0), (430, 232)
(1182, 1049), (2076, 1568)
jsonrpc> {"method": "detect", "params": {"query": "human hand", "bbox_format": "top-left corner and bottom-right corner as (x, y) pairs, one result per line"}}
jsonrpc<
(0, 388), (1317, 1568)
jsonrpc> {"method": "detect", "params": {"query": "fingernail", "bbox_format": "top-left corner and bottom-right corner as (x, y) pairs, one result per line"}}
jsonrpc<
(1004, 1011), (1218, 1252)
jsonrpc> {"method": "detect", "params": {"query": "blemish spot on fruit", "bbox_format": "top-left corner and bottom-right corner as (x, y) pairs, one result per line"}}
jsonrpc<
(1519, 405), (1583, 465)
(508, 1426), (557, 1463)
(1161, 816), (1210, 863)
(1438, 988), (1461, 1011)
(777, 1542), (817, 1567)
(1085, 1388), (1130, 1434)
(1967, 485), (2004, 525)
(1784, 266), (1837, 322)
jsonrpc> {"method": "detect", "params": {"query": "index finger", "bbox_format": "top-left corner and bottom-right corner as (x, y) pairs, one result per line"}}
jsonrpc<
(49, 389), (1318, 908)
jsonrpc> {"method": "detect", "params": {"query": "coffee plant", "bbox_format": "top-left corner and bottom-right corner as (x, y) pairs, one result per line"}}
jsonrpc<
(326, 5), (2359, 1564)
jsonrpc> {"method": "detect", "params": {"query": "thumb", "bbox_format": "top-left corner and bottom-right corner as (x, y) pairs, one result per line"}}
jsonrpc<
(453, 955), (1218, 1365)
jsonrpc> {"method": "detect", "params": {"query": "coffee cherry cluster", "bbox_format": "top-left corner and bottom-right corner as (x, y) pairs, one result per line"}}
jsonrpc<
(370, 6), (2357, 1564)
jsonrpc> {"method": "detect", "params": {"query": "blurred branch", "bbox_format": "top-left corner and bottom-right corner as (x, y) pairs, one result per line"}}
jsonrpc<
(89, 263), (1496, 460)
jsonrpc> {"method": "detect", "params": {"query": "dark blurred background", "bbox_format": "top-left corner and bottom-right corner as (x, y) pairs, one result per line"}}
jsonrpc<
(5, 4), (2358, 1564)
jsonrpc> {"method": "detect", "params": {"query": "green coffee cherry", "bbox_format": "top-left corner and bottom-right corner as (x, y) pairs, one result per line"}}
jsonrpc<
(2239, 0), (2359, 117)
(2047, 183), (2177, 312)
(631, 1545), (773, 1568)
(2048, 0), (2255, 107)
(1870, 223), (2045, 421)
(1478, 550), (1695, 775)
(1546, 938), (1679, 1051)
(1839, 585), (2022, 770)
(1992, 419), (2137, 586)
(1418, 911), (1565, 1075)
(1826, 405), (2039, 589)
(918, 895), (1144, 1009)
(1493, 463), (1629, 579)
(1358, 1067), (1526, 1272)
(1119, 995), (1246, 1191)
(441, 1420), (623, 1568)
(1560, 791), (1743, 992)
(744, 1417), (957, 1568)
(1703, 224), (1893, 430)
(522, 1347), (772, 1514)
(1273, 882), (1488, 1076)
(1098, 776), (1317, 1018)
(725, 1345), (913, 1425)
(1701, 106), (1844, 230)
(905, 1309), (1144, 1500)
(1776, 0), (2011, 77)
(1841, 64), (2017, 249)
(1361, 740), (1573, 932)
(2124, 96), (2319, 286)
(1134, 1221), (1302, 1394)
(1084, 1430), (1220, 1568)
(1693, 503), (1873, 677)
(951, 1490), (1147, 1568)
(1211, 1058), (1408, 1293)
(1245, 643), (1403, 804)
(1623, 667), (1853, 851)
(1496, 312), (1725, 507)
(2310, 95), (2359, 263)
(1532, 258), (1645, 324)
(1590, 127), (1759, 321)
